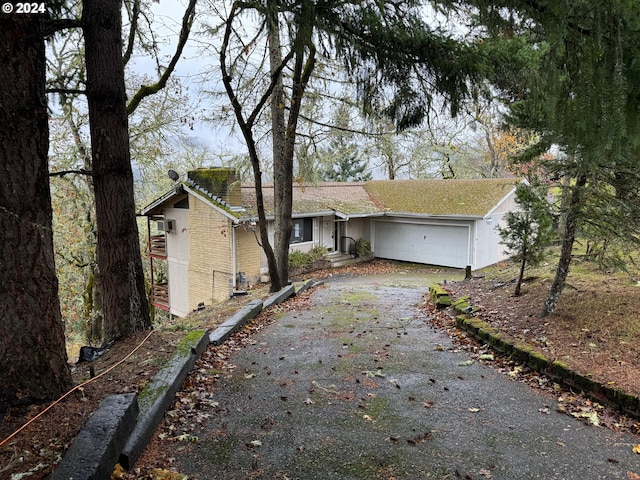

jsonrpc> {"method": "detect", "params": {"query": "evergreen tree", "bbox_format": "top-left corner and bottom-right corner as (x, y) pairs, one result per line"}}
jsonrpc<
(319, 103), (371, 182)
(498, 182), (555, 296)
(0, 13), (72, 404)
(471, 0), (640, 315)
(321, 148), (372, 182)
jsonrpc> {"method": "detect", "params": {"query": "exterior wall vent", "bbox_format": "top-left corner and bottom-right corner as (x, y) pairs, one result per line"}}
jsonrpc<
(157, 219), (175, 233)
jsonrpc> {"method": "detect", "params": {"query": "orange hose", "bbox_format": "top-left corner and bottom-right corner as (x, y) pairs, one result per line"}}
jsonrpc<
(0, 330), (154, 448)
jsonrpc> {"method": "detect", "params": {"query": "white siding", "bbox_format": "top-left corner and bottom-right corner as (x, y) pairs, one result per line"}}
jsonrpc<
(165, 208), (190, 317)
(474, 189), (520, 269)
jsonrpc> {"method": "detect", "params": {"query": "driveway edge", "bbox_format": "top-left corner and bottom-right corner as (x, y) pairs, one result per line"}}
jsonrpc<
(52, 284), (303, 478)
(429, 284), (640, 420)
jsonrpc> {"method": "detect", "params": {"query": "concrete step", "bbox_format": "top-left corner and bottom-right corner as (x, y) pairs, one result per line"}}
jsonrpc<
(328, 254), (372, 269)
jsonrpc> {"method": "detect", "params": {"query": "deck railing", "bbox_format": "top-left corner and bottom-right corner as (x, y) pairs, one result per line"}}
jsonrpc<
(151, 283), (169, 311)
(149, 234), (167, 257)
(340, 236), (357, 256)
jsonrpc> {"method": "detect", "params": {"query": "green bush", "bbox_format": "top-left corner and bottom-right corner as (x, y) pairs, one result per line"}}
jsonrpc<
(355, 238), (371, 257)
(288, 250), (312, 269)
(308, 245), (328, 262)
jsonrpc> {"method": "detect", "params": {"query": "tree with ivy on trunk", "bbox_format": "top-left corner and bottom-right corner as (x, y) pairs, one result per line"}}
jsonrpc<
(46, 0), (197, 343)
(83, 0), (152, 339)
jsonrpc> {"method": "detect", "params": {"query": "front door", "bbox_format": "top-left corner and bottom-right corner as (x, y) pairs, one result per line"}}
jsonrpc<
(322, 218), (334, 251)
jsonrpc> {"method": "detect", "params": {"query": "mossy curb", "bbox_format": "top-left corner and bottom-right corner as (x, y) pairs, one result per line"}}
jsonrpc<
(429, 284), (452, 309)
(437, 285), (640, 420)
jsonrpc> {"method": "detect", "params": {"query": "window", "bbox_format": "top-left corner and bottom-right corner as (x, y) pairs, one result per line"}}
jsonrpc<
(290, 218), (313, 243)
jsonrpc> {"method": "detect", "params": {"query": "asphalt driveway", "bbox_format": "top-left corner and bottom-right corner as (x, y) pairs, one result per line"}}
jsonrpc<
(174, 271), (640, 479)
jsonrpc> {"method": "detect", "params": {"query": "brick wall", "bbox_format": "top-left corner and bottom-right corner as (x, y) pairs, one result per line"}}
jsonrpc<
(188, 197), (233, 306)
(235, 228), (261, 285)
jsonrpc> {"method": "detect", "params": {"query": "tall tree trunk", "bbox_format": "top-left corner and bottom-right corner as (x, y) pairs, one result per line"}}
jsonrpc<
(542, 174), (587, 316)
(268, 0), (287, 291)
(276, 34), (316, 286)
(60, 96), (104, 342)
(0, 15), (72, 404)
(84, 0), (151, 341)
(220, 3), (284, 293)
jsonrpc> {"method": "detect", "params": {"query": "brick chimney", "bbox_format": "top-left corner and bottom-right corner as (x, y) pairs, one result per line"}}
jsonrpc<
(187, 168), (241, 206)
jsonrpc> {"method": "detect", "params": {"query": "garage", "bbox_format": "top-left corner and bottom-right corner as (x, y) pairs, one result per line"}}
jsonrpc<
(373, 220), (471, 268)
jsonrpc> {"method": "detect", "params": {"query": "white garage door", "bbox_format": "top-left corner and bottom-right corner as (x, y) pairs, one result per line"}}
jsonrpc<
(374, 221), (470, 268)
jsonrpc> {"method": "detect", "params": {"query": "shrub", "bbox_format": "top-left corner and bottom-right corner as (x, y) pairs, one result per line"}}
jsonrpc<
(355, 238), (371, 257)
(288, 250), (312, 269)
(308, 245), (329, 262)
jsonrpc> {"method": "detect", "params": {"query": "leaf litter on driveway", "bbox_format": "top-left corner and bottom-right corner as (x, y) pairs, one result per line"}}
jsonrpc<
(126, 271), (640, 479)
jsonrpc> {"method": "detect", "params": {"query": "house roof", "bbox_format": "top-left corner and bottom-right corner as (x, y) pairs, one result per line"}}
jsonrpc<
(142, 175), (519, 220)
(364, 178), (517, 217)
(241, 182), (383, 218)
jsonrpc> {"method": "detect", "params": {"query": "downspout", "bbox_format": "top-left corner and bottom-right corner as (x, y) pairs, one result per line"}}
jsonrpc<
(232, 220), (237, 292)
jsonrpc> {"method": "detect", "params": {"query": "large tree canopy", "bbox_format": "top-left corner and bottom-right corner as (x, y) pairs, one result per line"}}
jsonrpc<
(469, 0), (640, 315)
(219, 0), (491, 290)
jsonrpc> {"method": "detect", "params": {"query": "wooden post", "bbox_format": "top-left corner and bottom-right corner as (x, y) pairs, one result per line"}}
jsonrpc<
(465, 265), (472, 280)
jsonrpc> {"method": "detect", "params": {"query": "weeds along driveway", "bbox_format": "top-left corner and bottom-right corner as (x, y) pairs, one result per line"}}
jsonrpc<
(175, 272), (640, 480)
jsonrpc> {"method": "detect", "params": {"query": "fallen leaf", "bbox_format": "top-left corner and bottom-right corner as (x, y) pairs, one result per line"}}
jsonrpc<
(407, 431), (433, 445)
(573, 411), (599, 426)
(149, 468), (188, 480)
(633, 444), (640, 454)
(479, 468), (493, 478)
(175, 433), (198, 443)
(468, 407), (481, 413)
(628, 472), (640, 480)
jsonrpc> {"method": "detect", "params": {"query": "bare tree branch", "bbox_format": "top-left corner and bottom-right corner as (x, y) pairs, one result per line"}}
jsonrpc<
(126, 0), (197, 115)
(49, 169), (94, 178)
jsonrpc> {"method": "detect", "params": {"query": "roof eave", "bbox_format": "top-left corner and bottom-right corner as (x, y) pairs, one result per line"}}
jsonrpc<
(382, 212), (484, 220)
(140, 186), (182, 216)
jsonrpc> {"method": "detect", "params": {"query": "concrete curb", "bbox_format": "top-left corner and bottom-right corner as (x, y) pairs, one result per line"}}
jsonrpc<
(429, 284), (640, 420)
(293, 279), (315, 296)
(209, 299), (263, 345)
(51, 393), (138, 480)
(263, 285), (295, 309)
(55, 280), (322, 477)
(119, 330), (209, 469)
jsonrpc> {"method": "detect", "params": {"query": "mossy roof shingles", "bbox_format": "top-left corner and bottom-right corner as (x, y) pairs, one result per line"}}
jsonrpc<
(241, 182), (382, 217)
(145, 177), (518, 219)
(364, 178), (517, 217)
